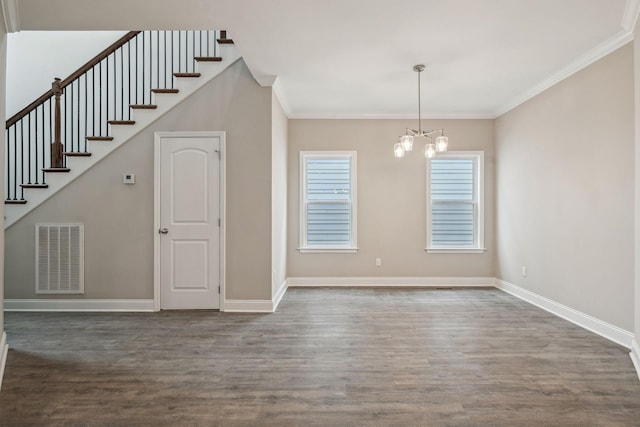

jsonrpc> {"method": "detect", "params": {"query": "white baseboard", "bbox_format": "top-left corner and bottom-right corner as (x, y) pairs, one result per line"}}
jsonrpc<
(223, 299), (274, 313)
(0, 331), (8, 391)
(272, 280), (288, 311)
(631, 339), (640, 381)
(4, 299), (155, 312)
(495, 279), (633, 349)
(287, 276), (495, 287)
(223, 280), (289, 314)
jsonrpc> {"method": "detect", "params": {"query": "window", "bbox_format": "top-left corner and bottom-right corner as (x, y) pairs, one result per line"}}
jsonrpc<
(299, 151), (357, 253)
(426, 151), (484, 253)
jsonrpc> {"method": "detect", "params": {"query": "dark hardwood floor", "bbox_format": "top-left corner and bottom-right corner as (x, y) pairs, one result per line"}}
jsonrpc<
(1, 288), (639, 426)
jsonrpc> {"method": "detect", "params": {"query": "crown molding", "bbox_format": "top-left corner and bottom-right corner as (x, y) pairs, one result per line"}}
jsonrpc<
(493, 30), (633, 118)
(271, 77), (292, 118)
(1, 0), (20, 33)
(251, 74), (292, 118)
(254, 74), (277, 86)
(622, 0), (640, 32)
(288, 112), (495, 120)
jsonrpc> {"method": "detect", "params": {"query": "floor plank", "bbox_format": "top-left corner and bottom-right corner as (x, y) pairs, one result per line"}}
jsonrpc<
(1, 288), (639, 426)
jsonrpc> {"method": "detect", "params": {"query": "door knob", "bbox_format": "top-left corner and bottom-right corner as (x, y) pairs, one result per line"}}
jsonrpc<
(159, 228), (169, 234)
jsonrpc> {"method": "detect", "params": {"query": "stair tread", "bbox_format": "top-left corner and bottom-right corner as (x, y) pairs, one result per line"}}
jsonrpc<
(64, 152), (92, 157)
(5, 200), (27, 205)
(195, 56), (223, 62)
(173, 72), (201, 78)
(130, 104), (158, 109)
(86, 136), (114, 141)
(152, 88), (179, 94)
(20, 184), (48, 188)
(108, 120), (136, 125)
(42, 168), (71, 172)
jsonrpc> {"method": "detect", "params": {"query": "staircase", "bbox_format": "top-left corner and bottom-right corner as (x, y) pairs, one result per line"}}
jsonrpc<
(4, 30), (239, 228)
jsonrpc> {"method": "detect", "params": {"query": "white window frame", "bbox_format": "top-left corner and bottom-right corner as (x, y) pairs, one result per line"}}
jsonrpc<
(299, 151), (358, 253)
(426, 151), (485, 254)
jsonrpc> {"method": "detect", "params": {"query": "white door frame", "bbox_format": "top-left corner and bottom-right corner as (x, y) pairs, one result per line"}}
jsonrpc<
(153, 131), (226, 312)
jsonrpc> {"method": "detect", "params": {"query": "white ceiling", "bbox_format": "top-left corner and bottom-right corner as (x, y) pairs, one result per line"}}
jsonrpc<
(13, 0), (640, 118)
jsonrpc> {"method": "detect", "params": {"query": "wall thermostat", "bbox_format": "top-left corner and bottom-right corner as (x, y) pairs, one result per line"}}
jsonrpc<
(123, 173), (135, 184)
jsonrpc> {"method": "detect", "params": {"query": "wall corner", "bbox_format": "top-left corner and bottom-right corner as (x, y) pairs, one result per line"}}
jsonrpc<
(631, 338), (640, 381)
(634, 12), (640, 376)
(0, 0), (19, 33)
(0, 1), (8, 390)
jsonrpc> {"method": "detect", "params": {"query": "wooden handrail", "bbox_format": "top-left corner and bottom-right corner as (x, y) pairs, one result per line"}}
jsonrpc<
(6, 31), (141, 128)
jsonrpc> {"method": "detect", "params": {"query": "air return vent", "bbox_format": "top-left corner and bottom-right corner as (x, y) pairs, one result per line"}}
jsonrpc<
(36, 223), (84, 294)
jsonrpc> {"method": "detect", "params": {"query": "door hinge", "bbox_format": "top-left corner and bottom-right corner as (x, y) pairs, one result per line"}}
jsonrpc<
(218, 218), (221, 227)
(218, 285), (221, 294)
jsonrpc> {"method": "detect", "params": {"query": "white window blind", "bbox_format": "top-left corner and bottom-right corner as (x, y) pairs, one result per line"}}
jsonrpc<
(300, 152), (357, 252)
(427, 152), (484, 252)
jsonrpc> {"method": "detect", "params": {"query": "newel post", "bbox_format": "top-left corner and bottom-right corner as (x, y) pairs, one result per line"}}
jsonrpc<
(51, 78), (64, 168)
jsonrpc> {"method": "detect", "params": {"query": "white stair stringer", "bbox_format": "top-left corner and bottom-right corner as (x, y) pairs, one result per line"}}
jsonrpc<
(4, 44), (241, 230)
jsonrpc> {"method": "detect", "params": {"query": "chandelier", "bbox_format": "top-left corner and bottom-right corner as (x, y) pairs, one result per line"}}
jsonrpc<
(394, 64), (448, 158)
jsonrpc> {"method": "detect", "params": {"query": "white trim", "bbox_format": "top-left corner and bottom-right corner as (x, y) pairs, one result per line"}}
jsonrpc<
(299, 151), (358, 252)
(254, 75), (277, 86)
(154, 131), (161, 312)
(224, 281), (289, 313)
(153, 131), (226, 312)
(288, 112), (495, 120)
(495, 279), (633, 349)
(272, 280), (288, 311)
(630, 339), (640, 381)
(254, 75), (292, 118)
(426, 151), (484, 252)
(287, 276), (495, 287)
(219, 136), (227, 312)
(298, 247), (358, 254)
(1, 0), (20, 33)
(0, 332), (8, 391)
(426, 248), (487, 254)
(223, 299), (274, 313)
(622, 0), (640, 31)
(3, 299), (155, 312)
(494, 31), (633, 118)
(272, 77), (292, 118)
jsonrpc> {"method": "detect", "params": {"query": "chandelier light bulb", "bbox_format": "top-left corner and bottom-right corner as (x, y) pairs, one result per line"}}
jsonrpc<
(394, 142), (405, 158)
(400, 134), (414, 151)
(435, 135), (448, 152)
(425, 143), (437, 159)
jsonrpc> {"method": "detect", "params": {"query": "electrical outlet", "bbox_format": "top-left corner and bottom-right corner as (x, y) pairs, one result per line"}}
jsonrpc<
(521, 266), (527, 277)
(375, 258), (382, 267)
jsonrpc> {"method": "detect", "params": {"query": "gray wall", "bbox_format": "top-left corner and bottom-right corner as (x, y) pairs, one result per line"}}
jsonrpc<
(495, 44), (635, 331)
(287, 119), (495, 278)
(5, 59), (274, 301)
(635, 28), (640, 345)
(271, 93), (288, 296)
(0, 8), (7, 338)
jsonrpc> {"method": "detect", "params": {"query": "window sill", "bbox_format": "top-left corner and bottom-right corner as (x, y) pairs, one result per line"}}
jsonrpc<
(425, 248), (487, 254)
(298, 247), (359, 254)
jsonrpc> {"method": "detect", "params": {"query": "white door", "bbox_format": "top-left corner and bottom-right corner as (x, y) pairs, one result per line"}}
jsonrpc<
(157, 132), (222, 309)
